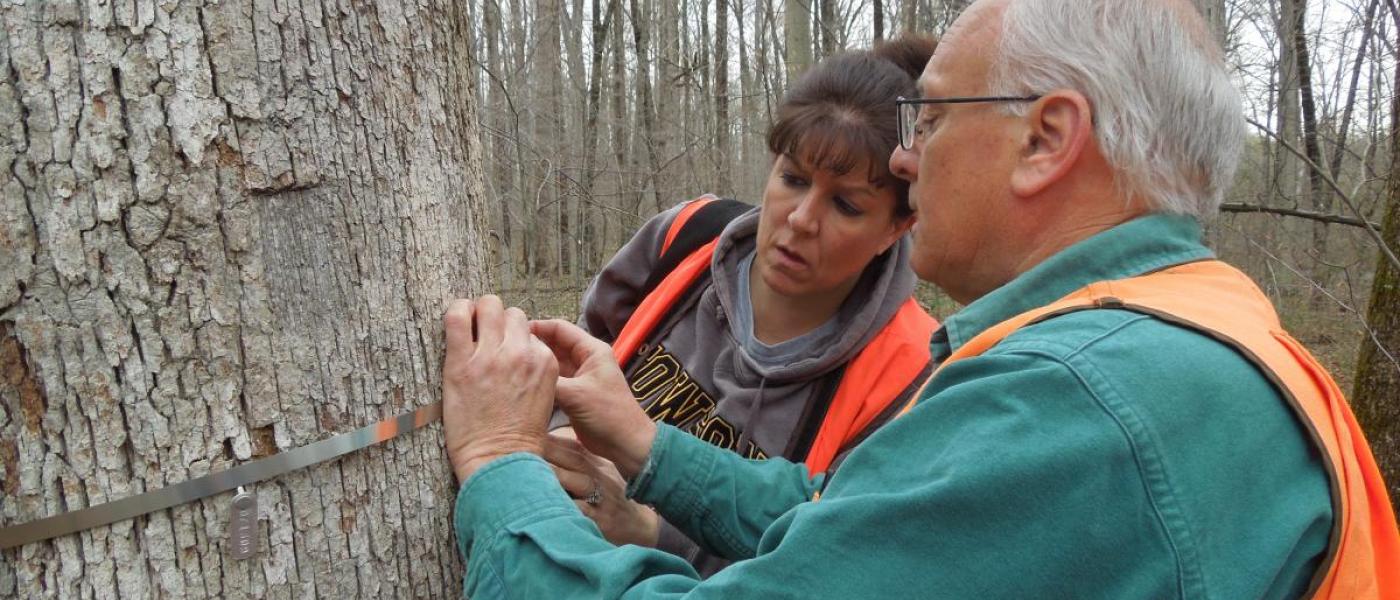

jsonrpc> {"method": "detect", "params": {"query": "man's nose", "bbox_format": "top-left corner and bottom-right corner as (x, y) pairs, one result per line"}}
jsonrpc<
(890, 146), (917, 182)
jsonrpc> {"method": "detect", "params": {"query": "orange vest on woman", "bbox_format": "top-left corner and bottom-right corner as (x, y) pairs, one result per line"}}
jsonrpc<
(613, 198), (938, 475)
(912, 259), (1399, 599)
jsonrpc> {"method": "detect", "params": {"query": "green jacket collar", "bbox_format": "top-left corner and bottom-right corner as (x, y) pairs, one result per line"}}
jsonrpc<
(938, 213), (1215, 356)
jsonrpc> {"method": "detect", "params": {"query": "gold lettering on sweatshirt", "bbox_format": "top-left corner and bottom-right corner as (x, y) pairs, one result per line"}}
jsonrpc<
(631, 344), (766, 460)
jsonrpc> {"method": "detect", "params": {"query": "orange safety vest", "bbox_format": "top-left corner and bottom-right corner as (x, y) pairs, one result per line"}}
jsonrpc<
(908, 258), (1399, 599)
(614, 198), (939, 475)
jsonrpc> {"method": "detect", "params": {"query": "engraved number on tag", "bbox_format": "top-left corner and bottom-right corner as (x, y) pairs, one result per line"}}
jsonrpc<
(227, 486), (259, 559)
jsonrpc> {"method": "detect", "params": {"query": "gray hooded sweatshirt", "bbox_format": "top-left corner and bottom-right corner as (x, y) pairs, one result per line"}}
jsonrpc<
(558, 200), (931, 576)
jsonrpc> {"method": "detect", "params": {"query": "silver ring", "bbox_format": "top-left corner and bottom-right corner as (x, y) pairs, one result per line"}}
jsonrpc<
(584, 479), (603, 506)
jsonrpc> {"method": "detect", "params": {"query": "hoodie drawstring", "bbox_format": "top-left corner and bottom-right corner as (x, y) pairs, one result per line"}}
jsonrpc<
(735, 377), (767, 457)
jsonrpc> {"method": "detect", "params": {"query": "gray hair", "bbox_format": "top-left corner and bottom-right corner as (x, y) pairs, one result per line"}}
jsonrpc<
(989, 0), (1245, 218)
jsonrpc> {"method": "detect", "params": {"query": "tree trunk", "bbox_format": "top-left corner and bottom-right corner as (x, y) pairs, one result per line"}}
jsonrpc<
(0, 0), (489, 596)
(817, 0), (836, 58)
(1273, 0), (1306, 291)
(629, 0), (664, 214)
(582, 0), (621, 275)
(716, 0), (733, 196)
(874, 0), (885, 42)
(1328, 0), (1380, 184)
(611, 2), (637, 225)
(900, 0), (917, 34)
(1190, 0), (1227, 47)
(1288, 0), (1333, 300)
(1352, 41), (1400, 520)
(785, 0), (813, 80)
(482, 0), (517, 290)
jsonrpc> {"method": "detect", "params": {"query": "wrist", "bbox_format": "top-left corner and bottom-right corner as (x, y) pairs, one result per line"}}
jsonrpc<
(451, 435), (544, 483)
(614, 419), (657, 481)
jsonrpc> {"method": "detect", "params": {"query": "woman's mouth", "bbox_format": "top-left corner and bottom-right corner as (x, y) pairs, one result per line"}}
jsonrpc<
(773, 244), (809, 270)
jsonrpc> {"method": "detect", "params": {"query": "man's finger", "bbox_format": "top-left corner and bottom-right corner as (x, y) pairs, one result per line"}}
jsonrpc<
(443, 299), (475, 361)
(502, 306), (530, 350)
(531, 319), (611, 369)
(473, 295), (506, 350)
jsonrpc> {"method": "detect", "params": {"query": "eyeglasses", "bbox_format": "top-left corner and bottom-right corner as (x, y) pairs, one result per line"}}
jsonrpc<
(896, 95), (1042, 150)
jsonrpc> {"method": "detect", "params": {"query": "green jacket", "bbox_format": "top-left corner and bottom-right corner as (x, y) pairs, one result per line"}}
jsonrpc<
(454, 214), (1332, 599)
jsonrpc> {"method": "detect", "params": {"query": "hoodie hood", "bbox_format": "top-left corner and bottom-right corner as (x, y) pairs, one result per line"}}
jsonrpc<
(709, 208), (919, 383)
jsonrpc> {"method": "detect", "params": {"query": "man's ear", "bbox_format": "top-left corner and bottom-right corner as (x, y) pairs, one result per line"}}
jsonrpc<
(1011, 91), (1094, 198)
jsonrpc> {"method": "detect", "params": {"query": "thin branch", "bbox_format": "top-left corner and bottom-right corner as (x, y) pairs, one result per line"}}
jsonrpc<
(1220, 202), (1381, 229)
(1218, 220), (1400, 376)
(1245, 117), (1400, 273)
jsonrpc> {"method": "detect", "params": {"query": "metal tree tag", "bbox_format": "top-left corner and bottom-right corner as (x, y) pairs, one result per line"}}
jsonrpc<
(226, 486), (259, 559)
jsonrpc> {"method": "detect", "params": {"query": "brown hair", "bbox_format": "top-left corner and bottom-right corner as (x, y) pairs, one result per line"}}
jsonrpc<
(766, 35), (937, 217)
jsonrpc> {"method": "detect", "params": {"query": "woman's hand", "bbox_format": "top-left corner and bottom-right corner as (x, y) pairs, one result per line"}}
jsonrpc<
(543, 434), (661, 548)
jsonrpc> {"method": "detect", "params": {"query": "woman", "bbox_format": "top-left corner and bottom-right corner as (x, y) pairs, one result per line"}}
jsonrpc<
(547, 36), (939, 576)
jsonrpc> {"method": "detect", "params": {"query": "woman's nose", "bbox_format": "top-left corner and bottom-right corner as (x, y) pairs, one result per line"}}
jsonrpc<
(787, 193), (821, 235)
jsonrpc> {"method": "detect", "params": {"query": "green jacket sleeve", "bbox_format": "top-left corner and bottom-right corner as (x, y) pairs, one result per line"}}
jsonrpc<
(628, 425), (823, 560)
(455, 343), (1327, 599)
(455, 353), (1166, 599)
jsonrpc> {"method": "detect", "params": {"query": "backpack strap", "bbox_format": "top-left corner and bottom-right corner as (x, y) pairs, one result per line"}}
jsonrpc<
(612, 196), (751, 366)
(640, 197), (752, 298)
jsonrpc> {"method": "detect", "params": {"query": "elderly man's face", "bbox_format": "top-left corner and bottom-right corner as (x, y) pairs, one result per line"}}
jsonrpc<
(890, 0), (1025, 304)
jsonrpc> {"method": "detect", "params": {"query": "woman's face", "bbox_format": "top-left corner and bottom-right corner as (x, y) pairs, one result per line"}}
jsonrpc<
(753, 153), (912, 304)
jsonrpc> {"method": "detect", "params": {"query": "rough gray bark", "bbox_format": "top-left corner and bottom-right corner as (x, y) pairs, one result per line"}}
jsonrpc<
(0, 0), (490, 597)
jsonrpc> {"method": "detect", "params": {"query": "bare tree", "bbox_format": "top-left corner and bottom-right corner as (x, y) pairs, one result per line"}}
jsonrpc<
(717, 0), (735, 195)
(874, 0), (887, 41)
(0, 0), (490, 596)
(1352, 2), (1400, 516)
(786, 0), (814, 79)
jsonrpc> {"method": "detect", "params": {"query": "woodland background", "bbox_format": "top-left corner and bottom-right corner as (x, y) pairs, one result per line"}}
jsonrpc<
(468, 0), (1400, 502)
(0, 0), (1397, 597)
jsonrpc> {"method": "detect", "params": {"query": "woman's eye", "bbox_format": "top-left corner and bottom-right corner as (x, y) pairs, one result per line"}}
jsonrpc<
(780, 172), (808, 187)
(833, 196), (862, 216)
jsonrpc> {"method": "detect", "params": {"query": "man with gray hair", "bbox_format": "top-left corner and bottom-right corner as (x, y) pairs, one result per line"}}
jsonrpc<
(439, 0), (1400, 597)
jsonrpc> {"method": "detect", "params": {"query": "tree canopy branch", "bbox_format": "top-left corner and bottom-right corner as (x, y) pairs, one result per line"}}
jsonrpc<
(1220, 202), (1382, 229)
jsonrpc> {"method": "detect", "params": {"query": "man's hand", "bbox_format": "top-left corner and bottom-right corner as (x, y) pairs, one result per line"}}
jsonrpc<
(442, 296), (559, 483)
(530, 319), (657, 479)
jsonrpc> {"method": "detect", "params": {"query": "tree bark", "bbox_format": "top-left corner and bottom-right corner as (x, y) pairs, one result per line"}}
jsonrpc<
(629, 0), (664, 213)
(1287, 0), (1333, 298)
(581, 0), (621, 274)
(716, 0), (733, 196)
(785, 0), (813, 80)
(611, 1), (636, 226)
(874, 0), (885, 42)
(1274, 0), (1304, 208)
(1352, 48), (1400, 519)
(900, 0), (918, 34)
(0, 0), (489, 596)
(817, 0), (836, 58)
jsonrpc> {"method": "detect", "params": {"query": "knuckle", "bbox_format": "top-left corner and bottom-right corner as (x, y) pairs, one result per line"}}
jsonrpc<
(444, 300), (472, 327)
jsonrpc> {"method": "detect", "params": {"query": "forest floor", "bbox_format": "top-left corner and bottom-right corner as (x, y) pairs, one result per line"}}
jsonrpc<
(496, 279), (1368, 395)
